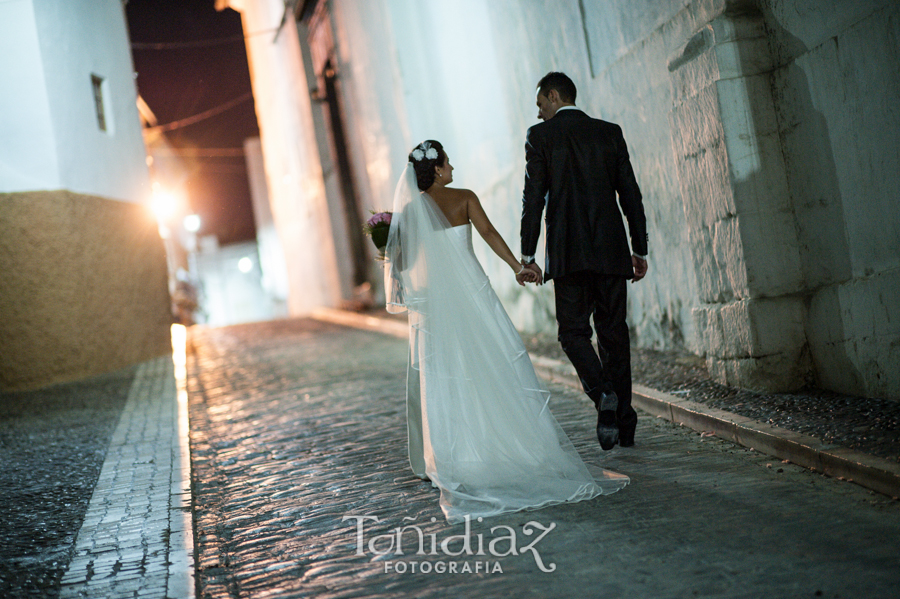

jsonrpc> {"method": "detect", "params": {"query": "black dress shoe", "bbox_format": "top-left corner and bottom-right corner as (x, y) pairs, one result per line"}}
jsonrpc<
(619, 418), (636, 447)
(596, 392), (619, 450)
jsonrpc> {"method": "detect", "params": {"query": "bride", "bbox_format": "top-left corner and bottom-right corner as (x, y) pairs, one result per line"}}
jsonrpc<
(384, 140), (628, 524)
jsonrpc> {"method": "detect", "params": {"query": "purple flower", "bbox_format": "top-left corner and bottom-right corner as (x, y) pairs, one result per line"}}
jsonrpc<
(366, 212), (392, 228)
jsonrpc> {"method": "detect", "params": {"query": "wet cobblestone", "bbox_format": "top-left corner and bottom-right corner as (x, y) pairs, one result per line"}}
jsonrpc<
(0, 367), (134, 598)
(188, 318), (900, 598)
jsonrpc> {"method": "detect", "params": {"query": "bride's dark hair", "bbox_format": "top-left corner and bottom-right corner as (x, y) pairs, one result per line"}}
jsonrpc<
(408, 140), (446, 190)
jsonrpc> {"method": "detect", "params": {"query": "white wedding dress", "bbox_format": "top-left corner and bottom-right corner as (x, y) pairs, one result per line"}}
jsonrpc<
(385, 165), (628, 524)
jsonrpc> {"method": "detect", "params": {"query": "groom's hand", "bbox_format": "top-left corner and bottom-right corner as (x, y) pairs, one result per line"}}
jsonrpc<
(523, 262), (543, 286)
(632, 255), (648, 282)
(516, 266), (539, 285)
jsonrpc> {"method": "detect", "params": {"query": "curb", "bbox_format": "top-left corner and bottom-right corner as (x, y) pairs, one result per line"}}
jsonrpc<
(59, 346), (196, 599)
(312, 307), (900, 499)
(171, 324), (197, 599)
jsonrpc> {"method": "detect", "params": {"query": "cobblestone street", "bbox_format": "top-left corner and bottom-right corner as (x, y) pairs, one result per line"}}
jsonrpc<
(187, 318), (900, 599)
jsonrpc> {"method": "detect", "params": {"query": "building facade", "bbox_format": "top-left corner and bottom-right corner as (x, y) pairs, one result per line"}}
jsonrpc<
(0, 0), (171, 391)
(225, 0), (899, 400)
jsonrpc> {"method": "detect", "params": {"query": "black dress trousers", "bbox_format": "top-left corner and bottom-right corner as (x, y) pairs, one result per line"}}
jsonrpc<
(553, 270), (637, 434)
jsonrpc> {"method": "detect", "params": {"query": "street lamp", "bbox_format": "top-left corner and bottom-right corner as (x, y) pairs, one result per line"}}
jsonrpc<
(184, 214), (201, 233)
(151, 189), (179, 222)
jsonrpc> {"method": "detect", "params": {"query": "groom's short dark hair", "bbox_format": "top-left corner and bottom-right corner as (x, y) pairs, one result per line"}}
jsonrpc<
(537, 72), (577, 103)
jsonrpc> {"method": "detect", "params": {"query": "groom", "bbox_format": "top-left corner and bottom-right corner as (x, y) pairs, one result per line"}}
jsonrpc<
(518, 72), (648, 450)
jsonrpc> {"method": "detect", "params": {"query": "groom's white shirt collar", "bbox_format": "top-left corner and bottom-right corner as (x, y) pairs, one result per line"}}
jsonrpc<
(556, 105), (580, 113)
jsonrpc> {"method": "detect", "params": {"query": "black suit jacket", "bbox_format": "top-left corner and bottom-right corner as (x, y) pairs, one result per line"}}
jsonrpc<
(520, 109), (647, 281)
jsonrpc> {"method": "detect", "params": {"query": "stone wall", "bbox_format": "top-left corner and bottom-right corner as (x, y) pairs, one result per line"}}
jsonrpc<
(760, 0), (900, 397)
(0, 191), (172, 391)
(297, 0), (899, 398)
(479, 0), (899, 397)
(668, 4), (810, 391)
(668, 0), (899, 396)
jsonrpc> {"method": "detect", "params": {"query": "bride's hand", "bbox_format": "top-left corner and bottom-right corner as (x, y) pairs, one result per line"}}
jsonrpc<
(515, 269), (530, 286)
(516, 265), (540, 286)
(523, 262), (543, 285)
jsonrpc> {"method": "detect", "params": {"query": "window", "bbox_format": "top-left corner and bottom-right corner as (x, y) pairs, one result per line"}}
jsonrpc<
(91, 74), (107, 132)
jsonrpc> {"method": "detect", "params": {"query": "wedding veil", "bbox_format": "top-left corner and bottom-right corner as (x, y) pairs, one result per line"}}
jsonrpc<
(382, 162), (628, 524)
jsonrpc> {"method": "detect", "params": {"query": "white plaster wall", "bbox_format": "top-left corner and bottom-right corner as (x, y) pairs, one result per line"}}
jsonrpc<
(226, 0), (343, 314)
(0, 0), (61, 191)
(329, 0), (410, 216)
(346, 0), (710, 348)
(244, 136), (290, 307)
(330, 0), (539, 320)
(194, 240), (277, 326)
(478, 0), (709, 350)
(234, 0), (896, 396)
(1, 0), (149, 201)
(323, 0), (706, 347)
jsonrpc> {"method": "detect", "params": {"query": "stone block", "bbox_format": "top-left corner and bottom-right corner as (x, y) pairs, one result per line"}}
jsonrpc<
(670, 82), (724, 160)
(747, 296), (807, 357)
(696, 295), (809, 392)
(710, 12), (772, 79)
(688, 226), (731, 304)
(695, 296), (807, 359)
(692, 305), (721, 358)
(715, 75), (784, 188)
(711, 214), (748, 298)
(738, 209), (803, 297)
(707, 351), (807, 393)
(807, 270), (900, 398)
(669, 35), (720, 105)
(713, 36), (773, 80)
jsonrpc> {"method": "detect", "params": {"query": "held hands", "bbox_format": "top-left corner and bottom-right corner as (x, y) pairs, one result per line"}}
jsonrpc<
(515, 262), (543, 286)
(516, 258), (642, 285)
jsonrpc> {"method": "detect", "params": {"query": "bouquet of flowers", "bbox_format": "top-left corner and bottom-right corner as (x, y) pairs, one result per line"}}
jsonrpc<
(363, 211), (392, 255)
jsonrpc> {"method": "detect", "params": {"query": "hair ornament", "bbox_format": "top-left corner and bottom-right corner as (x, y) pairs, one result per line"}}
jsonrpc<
(411, 141), (439, 162)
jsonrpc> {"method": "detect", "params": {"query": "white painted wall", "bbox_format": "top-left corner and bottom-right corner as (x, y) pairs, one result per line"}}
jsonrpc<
(244, 136), (290, 314)
(224, 0), (343, 315)
(330, 0), (557, 331)
(231, 0), (897, 397)
(481, 0), (704, 349)
(322, 0), (898, 397)
(0, 0), (149, 201)
(194, 239), (279, 327)
(325, 0), (700, 346)
(0, 0), (60, 191)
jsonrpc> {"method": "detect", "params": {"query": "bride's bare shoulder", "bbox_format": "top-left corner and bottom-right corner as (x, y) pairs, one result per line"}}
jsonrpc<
(430, 187), (476, 225)
(432, 186), (476, 205)
(445, 187), (478, 202)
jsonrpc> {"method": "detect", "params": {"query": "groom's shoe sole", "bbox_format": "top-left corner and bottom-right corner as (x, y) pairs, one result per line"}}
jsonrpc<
(597, 422), (619, 450)
(596, 392), (619, 451)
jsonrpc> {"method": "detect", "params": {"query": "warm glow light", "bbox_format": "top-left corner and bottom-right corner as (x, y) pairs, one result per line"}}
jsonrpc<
(238, 257), (253, 273)
(184, 214), (201, 232)
(151, 190), (180, 221)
